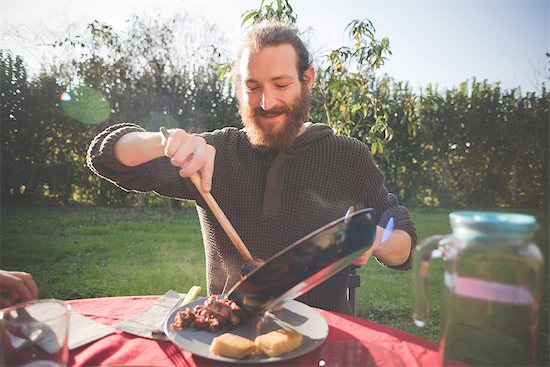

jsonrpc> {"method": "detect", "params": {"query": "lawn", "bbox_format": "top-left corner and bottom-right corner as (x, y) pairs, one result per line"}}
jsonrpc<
(1, 205), (548, 365)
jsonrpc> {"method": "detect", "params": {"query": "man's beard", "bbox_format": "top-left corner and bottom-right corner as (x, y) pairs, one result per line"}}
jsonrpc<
(238, 86), (311, 151)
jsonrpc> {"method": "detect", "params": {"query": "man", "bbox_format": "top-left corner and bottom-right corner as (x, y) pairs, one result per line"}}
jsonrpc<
(87, 22), (416, 315)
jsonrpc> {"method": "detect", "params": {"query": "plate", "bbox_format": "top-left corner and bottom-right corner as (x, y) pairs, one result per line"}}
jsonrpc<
(163, 298), (328, 364)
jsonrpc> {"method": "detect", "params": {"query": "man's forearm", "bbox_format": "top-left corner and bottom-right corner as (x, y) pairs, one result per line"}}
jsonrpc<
(113, 131), (165, 167)
(373, 229), (412, 266)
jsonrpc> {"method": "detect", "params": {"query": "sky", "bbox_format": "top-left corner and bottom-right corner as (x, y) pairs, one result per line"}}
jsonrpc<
(1, 0), (548, 93)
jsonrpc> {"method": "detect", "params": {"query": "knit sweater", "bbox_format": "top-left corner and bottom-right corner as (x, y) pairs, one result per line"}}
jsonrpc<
(87, 122), (416, 315)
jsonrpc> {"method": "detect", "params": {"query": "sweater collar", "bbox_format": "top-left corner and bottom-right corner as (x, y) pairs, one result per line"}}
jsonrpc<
(258, 123), (333, 218)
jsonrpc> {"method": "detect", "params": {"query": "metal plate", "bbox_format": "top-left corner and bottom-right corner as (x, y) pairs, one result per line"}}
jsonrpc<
(228, 208), (376, 314)
(163, 299), (328, 364)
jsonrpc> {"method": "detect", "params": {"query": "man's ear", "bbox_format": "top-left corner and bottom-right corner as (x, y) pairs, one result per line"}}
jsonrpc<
(303, 67), (315, 91)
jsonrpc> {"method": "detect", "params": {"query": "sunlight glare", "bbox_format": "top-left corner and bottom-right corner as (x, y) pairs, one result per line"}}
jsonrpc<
(61, 86), (110, 125)
(60, 91), (72, 102)
(381, 217), (394, 244)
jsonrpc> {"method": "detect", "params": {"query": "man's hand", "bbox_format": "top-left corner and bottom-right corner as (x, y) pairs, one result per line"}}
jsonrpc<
(0, 270), (39, 308)
(352, 226), (383, 266)
(113, 128), (216, 193)
(352, 226), (412, 266)
(162, 129), (216, 193)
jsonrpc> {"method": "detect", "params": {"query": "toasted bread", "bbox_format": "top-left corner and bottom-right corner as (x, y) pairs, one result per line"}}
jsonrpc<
(255, 329), (303, 357)
(209, 333), (257, 359)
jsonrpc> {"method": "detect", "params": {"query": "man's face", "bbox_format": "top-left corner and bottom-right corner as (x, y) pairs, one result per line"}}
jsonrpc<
(237, 43), (314, 151)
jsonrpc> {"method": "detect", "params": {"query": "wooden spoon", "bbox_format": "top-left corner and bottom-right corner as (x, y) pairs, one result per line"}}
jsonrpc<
(160, 127), (253, 263)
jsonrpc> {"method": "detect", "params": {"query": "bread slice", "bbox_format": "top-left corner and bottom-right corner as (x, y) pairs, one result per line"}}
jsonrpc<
(254, 329), (303, 357)
(209, 333), (257, 359)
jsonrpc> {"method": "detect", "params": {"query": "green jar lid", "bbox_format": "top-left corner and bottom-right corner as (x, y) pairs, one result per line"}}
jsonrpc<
(450, 211), (537, 239)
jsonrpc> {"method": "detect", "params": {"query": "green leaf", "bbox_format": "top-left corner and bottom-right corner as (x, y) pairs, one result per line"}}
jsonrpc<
(241, 11), (258, 28)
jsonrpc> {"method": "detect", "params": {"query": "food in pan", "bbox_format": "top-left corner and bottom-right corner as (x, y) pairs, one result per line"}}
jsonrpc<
(209, 333), (258, 358)
(254, 329), (303, 357)
(170, 294), (246, 332)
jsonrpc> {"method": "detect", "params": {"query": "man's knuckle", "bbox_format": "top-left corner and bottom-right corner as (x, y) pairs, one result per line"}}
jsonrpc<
(196, 155), (207, 166)
(171, 156), (183, 166)
(173, 129), (186, 137)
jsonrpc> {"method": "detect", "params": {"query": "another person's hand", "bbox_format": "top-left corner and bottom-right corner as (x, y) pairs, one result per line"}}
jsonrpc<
(0, 270), (39, 308)
(162, 129), (216, 192)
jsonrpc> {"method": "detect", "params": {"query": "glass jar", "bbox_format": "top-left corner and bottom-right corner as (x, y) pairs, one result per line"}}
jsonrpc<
(413, 211), (543, 366)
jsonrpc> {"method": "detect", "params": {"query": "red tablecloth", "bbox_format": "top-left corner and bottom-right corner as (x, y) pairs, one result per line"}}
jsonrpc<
(68, 296), (439, 366)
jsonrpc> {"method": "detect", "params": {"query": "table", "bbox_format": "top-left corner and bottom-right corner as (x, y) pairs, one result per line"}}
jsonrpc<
(68, 296), (440, 366)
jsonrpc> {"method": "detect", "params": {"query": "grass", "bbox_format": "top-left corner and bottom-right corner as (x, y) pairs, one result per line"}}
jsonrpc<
(0, 206), (205, 299)
(1, 205), (548, 365)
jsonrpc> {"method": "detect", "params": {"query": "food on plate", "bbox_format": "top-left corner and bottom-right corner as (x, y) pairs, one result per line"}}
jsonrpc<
(170, 294), (246, 332)
(181, 285), (202, 305)
(208, 328), (303, 359)
(209, 333), (257, 358)
(254, 329), (303, 357)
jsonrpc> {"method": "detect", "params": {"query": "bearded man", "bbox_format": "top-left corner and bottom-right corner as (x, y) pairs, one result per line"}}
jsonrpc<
(87, 22), (416, 315)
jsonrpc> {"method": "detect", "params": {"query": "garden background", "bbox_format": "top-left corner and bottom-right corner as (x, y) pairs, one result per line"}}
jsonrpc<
(1, 1), (548, 365)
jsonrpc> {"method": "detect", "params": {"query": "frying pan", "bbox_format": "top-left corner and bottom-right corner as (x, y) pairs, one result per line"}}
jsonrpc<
(228, 208), (377, 314)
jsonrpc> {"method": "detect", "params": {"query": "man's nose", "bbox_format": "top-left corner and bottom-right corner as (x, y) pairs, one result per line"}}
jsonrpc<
(261, 90), (276, 111)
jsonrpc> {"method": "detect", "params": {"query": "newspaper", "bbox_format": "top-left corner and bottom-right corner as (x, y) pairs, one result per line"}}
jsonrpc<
(69, 311), (116, 350)
(116, 289), (184, 341)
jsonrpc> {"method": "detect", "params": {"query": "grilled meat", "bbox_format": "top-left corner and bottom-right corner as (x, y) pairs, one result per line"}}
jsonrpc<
(171, 295), (246, 332)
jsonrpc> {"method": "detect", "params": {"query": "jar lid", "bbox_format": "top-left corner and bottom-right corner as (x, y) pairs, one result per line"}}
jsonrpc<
(450, 211), (537, 239)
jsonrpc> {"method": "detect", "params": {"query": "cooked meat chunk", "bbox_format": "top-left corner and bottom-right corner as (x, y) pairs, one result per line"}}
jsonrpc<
(170, 295), (247, 332)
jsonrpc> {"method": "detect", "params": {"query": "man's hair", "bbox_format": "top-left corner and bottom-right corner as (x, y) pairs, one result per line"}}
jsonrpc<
(234, 22), (313, 83)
